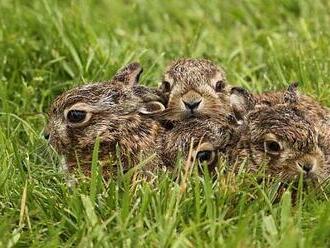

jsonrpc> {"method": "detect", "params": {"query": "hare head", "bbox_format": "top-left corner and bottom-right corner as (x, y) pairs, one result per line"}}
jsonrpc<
(45, 62), (164, 175)
(159, 58), (232, 121)
(158, 115), (239, 172)
(230, 83), (329, 183)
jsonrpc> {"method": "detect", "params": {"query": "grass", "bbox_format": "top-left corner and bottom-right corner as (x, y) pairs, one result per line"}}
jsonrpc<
(1, 0), (330, 246)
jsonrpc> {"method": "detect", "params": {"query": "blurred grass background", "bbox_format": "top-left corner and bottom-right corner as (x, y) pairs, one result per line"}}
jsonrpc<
(1, 0), (330, 246)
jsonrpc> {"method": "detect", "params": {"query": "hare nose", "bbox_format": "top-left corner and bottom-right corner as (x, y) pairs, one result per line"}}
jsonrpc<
(303, 164), (313, 173)
(183, 100), (201, 111)
(43, 132), (50, 140)
(299, 163), (313, 173)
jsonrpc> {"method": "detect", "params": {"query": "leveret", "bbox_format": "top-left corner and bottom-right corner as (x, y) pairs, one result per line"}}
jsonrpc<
(156, 115), (239, 172)
(229, 84), (330, 183)
(45, 62), (165, 177)
(159, 58), (232, 121)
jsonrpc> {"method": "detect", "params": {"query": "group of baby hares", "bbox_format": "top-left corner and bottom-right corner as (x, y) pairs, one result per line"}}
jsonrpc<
(45, 58), (330, 186)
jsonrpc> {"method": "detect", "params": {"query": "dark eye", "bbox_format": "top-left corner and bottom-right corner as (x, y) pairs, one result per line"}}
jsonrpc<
(67, 110), (87, 123)
(264, 140), (282, 155)
(215, 80), (225, 92)
(162, 81), (171, 92)
(197, 150), (214, 163)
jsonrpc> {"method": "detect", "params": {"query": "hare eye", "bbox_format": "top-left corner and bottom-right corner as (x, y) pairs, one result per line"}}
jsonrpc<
(162, 81), (171, 92)
(215, 80), (225, 92)
(67, 110), (87, 123)
(197, 150), (215, 164)
(264, 140), (282, 155)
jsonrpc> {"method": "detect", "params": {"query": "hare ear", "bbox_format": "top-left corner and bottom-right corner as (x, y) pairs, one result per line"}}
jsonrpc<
(230, 87), (256, 118)
(284, 82), (299, 104)
(138, 101), (165, 115)
(112, 62), (143, 87)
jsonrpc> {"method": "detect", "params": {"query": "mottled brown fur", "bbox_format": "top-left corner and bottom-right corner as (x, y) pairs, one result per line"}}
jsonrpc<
(45, 63), (165, 177)
(229, 84), (330, 183)
(157, 115), (239, 172)
(254, 83), (330, 122)
(159, 58), (233, 121)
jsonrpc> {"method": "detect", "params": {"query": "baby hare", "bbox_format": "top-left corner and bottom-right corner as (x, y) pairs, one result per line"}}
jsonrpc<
(159, 58), (232, 121)
(45, 62), (165, 177)
(229, 84), (330, 183)
(157, 115), (239, 172)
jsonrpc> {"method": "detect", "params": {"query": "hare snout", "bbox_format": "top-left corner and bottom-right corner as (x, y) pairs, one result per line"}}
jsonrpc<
(181, 90), (204, 114)
(295, 150), (325, 178)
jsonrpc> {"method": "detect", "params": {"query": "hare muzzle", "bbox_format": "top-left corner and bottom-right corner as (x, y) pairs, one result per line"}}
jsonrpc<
(181, 90), (204, 114)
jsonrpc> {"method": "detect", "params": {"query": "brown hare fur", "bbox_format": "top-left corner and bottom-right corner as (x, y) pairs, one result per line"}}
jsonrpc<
(45, 62), (165, 177)
(229, 83), (330, 184)
(157, 115), (239, 173)
(231, 82), (330, 123)
(159, 58), (233, 121)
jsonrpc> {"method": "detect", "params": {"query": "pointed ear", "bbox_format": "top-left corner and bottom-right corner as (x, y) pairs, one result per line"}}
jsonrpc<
(230, 87), (256, 118)
(112, 62), (143, 87)
(283, 82), (299, 104)
(138, 101), (165, 115)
